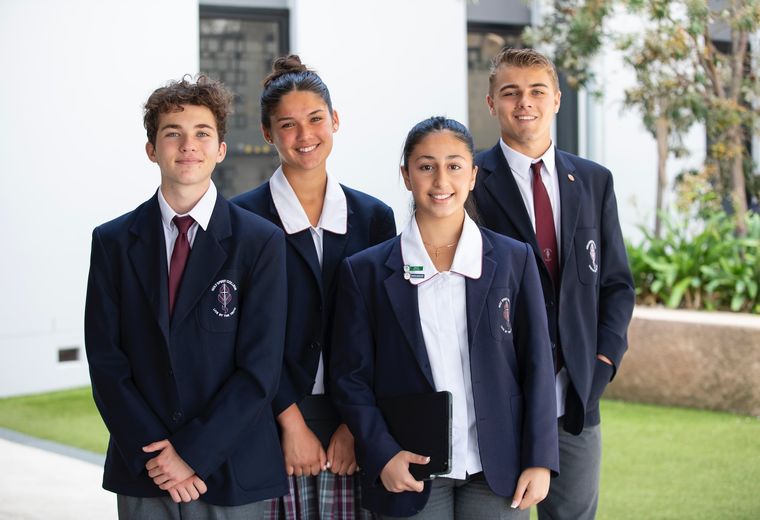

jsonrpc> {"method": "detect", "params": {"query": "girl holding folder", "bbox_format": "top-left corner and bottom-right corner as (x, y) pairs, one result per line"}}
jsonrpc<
(330, 117), (559, 519)
(232, 55), (396, 519)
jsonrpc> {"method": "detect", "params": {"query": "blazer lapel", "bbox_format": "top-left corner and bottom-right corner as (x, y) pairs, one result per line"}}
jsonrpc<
(465, 232), (496, 350)
(382, 240), (435, 388)
(321, 201), (353, 299)
(266, 188), (324, 295)
(481, 144), (541, 256)
(288, 231), (323, 296)
(171, 194), (231, 328)
(556, 150), (581, 273)
(322, 232), (348, 300)
(128, 194), (170, 345)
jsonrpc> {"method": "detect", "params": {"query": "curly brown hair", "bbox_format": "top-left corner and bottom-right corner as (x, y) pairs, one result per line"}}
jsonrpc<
(488, 47), (559, 94)
(143, 74), (234, 146)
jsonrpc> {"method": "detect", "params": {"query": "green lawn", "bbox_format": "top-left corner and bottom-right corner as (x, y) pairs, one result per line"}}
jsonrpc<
(1, 389), (758, 518)
(598, 400), (760, 519)
(0, 386), (108, 453)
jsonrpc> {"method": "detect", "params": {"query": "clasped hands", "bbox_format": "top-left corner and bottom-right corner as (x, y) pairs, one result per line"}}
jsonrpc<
(143, 439), (207, 504)
(380, 450), (550, 511)
(281, 422), (359, 477)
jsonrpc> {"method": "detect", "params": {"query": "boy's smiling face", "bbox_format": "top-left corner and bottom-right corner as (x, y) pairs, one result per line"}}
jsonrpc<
(146, 104), (226, 191)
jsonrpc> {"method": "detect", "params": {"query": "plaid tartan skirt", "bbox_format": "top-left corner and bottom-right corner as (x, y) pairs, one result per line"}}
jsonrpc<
(265, 472), (374, 520)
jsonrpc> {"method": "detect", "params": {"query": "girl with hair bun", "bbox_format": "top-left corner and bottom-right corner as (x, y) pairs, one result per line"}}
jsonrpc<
(233, 55), (396, 519)
(329, 117), (559, 519)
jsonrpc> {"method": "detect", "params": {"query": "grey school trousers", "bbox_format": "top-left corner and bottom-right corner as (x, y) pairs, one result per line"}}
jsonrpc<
(117, 495), (267, 520)
(537, 421), (602, 520)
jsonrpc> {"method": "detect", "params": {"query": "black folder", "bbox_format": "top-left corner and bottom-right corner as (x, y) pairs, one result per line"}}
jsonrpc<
(377, 391), (452, 481)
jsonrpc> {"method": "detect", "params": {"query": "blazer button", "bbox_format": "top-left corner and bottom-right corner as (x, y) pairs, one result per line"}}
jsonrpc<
(310, 341), (321, 351)
(171, 411), (183, 422)
(546, 300), (554, 308)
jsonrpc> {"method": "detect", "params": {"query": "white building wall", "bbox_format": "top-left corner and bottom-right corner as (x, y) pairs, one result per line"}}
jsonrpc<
(2, 0), (695, 397)
(0, 0), (198, 397)
(290, 0), (469, 227)
(0, 0), (469, 397)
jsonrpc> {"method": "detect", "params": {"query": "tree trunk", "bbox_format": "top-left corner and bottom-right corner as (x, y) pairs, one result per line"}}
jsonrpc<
(654, 115), (669, 238)
(729, 126), (748, 235)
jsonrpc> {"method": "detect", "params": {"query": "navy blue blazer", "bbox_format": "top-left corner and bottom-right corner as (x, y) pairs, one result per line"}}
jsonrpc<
(231, 182), (396, 414)
(330, 229), (559, 517)
(472, 144), (635, 434)
(84, 192), (289, 506)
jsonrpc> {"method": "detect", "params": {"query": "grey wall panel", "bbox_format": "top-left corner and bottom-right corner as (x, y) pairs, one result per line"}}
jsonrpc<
(467, 0), (530, 25)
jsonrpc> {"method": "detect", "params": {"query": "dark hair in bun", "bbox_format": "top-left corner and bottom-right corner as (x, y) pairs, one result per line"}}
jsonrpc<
(402, 116), (475, 169)
(260, 54), (333, 128)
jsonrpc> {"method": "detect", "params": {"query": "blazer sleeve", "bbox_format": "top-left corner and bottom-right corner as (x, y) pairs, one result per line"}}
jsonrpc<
(84, 228), (171, 478)
(271, 353), (307, 417)
(330, 258), (403, 486)
(169, 228), (288, 479)
(595, 173), (635, 380)
(514, 243), (560, 475)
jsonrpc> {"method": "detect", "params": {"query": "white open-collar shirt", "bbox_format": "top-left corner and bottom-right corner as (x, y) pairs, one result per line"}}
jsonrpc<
(400, 212), (483, 479)
(499, 139), (561, 247)
(270, 166), (348, 394)
(499, 140), (569, 418)
(158, 180), (217, 271)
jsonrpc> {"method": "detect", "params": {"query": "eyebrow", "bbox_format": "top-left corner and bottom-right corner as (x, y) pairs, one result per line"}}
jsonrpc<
(415, 154), (466, 161)
(159, 123), (215, 132)
(275, 109), (325, 122)
(499, 82), (550, 93)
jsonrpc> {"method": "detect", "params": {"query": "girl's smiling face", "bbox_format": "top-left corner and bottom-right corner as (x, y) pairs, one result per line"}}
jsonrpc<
(401, 130), (478, 224)
(262, 90), (338, 175)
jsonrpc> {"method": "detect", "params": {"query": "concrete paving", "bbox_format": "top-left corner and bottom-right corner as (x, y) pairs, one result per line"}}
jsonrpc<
(0, 428), (116, 519)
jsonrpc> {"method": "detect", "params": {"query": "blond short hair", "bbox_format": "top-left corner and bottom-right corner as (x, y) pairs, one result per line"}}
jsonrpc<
(488, 47), (560, 94)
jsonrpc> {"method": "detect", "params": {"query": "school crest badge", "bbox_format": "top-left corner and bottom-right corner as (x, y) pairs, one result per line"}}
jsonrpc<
(586, 240), (598, 273)
(498, 297), (512, 334)
(211, 279), (238, 318)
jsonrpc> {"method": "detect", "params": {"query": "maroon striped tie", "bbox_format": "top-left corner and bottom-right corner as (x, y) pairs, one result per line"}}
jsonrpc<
(169, 215), (194, 317)
(531, 160), (559, 286)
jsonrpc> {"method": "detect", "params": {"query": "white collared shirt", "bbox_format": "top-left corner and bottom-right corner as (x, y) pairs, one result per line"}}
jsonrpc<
(400, 212), (483, 479)
(499, 140), (568, 417)
(157, 181), (217, 271)
(499, 139), (561, 251)
(270, 166), (347, 266)
(270, 166), (348, 394)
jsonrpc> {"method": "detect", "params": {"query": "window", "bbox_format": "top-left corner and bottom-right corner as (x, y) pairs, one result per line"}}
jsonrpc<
(200, 7), (289, 198)
(467, 24), (523, 152)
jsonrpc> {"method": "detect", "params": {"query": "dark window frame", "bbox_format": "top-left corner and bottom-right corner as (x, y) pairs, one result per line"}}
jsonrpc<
(198, 6), (290, 197)
(200, 6), (289, 53)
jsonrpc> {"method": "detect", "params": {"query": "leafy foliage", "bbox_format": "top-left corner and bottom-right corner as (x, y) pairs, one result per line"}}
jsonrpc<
(528, 0), (760, 233)
(627, 209), (760, 312)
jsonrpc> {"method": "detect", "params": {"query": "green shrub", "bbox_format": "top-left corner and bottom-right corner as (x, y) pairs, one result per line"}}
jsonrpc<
(627, 211), (760, 313)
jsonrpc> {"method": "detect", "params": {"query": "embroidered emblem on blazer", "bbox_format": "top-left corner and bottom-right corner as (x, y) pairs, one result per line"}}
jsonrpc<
(211, 279), (238, 318)
(586, 240), (599, 273)
(498, 297), (512, 334)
